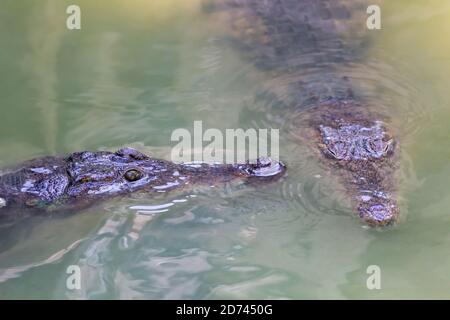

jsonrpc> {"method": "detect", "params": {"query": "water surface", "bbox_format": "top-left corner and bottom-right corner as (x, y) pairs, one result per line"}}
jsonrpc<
(1, 0), (450, 299)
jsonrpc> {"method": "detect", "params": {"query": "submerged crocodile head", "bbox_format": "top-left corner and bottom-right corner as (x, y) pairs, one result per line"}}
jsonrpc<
(66, 149), (285, 197)
(0, 148), (286, 212)
(319, 121), (398, 226)
(300, 100), (400, 227)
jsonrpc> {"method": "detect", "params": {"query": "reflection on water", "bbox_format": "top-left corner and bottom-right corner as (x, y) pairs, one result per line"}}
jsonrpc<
(25, 1), (66, 153)
(1, 0), (450, 299)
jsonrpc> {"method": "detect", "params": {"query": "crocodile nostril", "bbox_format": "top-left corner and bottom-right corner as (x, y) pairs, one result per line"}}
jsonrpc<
(359, 203), (395, 226)
(243, 158), (286, 177)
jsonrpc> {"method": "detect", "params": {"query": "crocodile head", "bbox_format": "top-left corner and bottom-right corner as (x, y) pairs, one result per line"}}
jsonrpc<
(66, 148), (285, 198)
(0, 148), (285, 212)
(295, 100), (400, 227)
(318, 120), (399, 226)
(65, 148), (179, 198)
(0, 148), (179, 209)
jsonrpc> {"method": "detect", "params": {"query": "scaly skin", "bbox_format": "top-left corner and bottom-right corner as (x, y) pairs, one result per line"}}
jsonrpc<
(206, 0), (399, 226)
(294, 100), (399, 226)
(0, 148), (285, 213)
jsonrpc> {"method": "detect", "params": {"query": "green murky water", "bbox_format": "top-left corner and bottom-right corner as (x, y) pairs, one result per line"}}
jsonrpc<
(1, 0), (450, 299)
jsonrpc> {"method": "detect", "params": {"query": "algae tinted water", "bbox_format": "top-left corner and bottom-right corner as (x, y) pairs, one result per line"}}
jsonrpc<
(1, 0), (450, 299)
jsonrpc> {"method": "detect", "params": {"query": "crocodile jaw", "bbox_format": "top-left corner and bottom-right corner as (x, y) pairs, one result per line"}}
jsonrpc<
(357, 192), (399, 227)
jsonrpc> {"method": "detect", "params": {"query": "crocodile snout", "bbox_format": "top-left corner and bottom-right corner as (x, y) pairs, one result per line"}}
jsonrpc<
(358, 199), (398, 227)
(239, 157), (286, 178)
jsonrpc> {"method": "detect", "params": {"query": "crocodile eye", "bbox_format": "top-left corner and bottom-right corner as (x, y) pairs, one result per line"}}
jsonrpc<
(384, 139), (393, 154)
(328, 148), (338, 158)
(124, 169), (143, 182)
(327, 141), (345, 159)
(79, 177), (93, 183)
